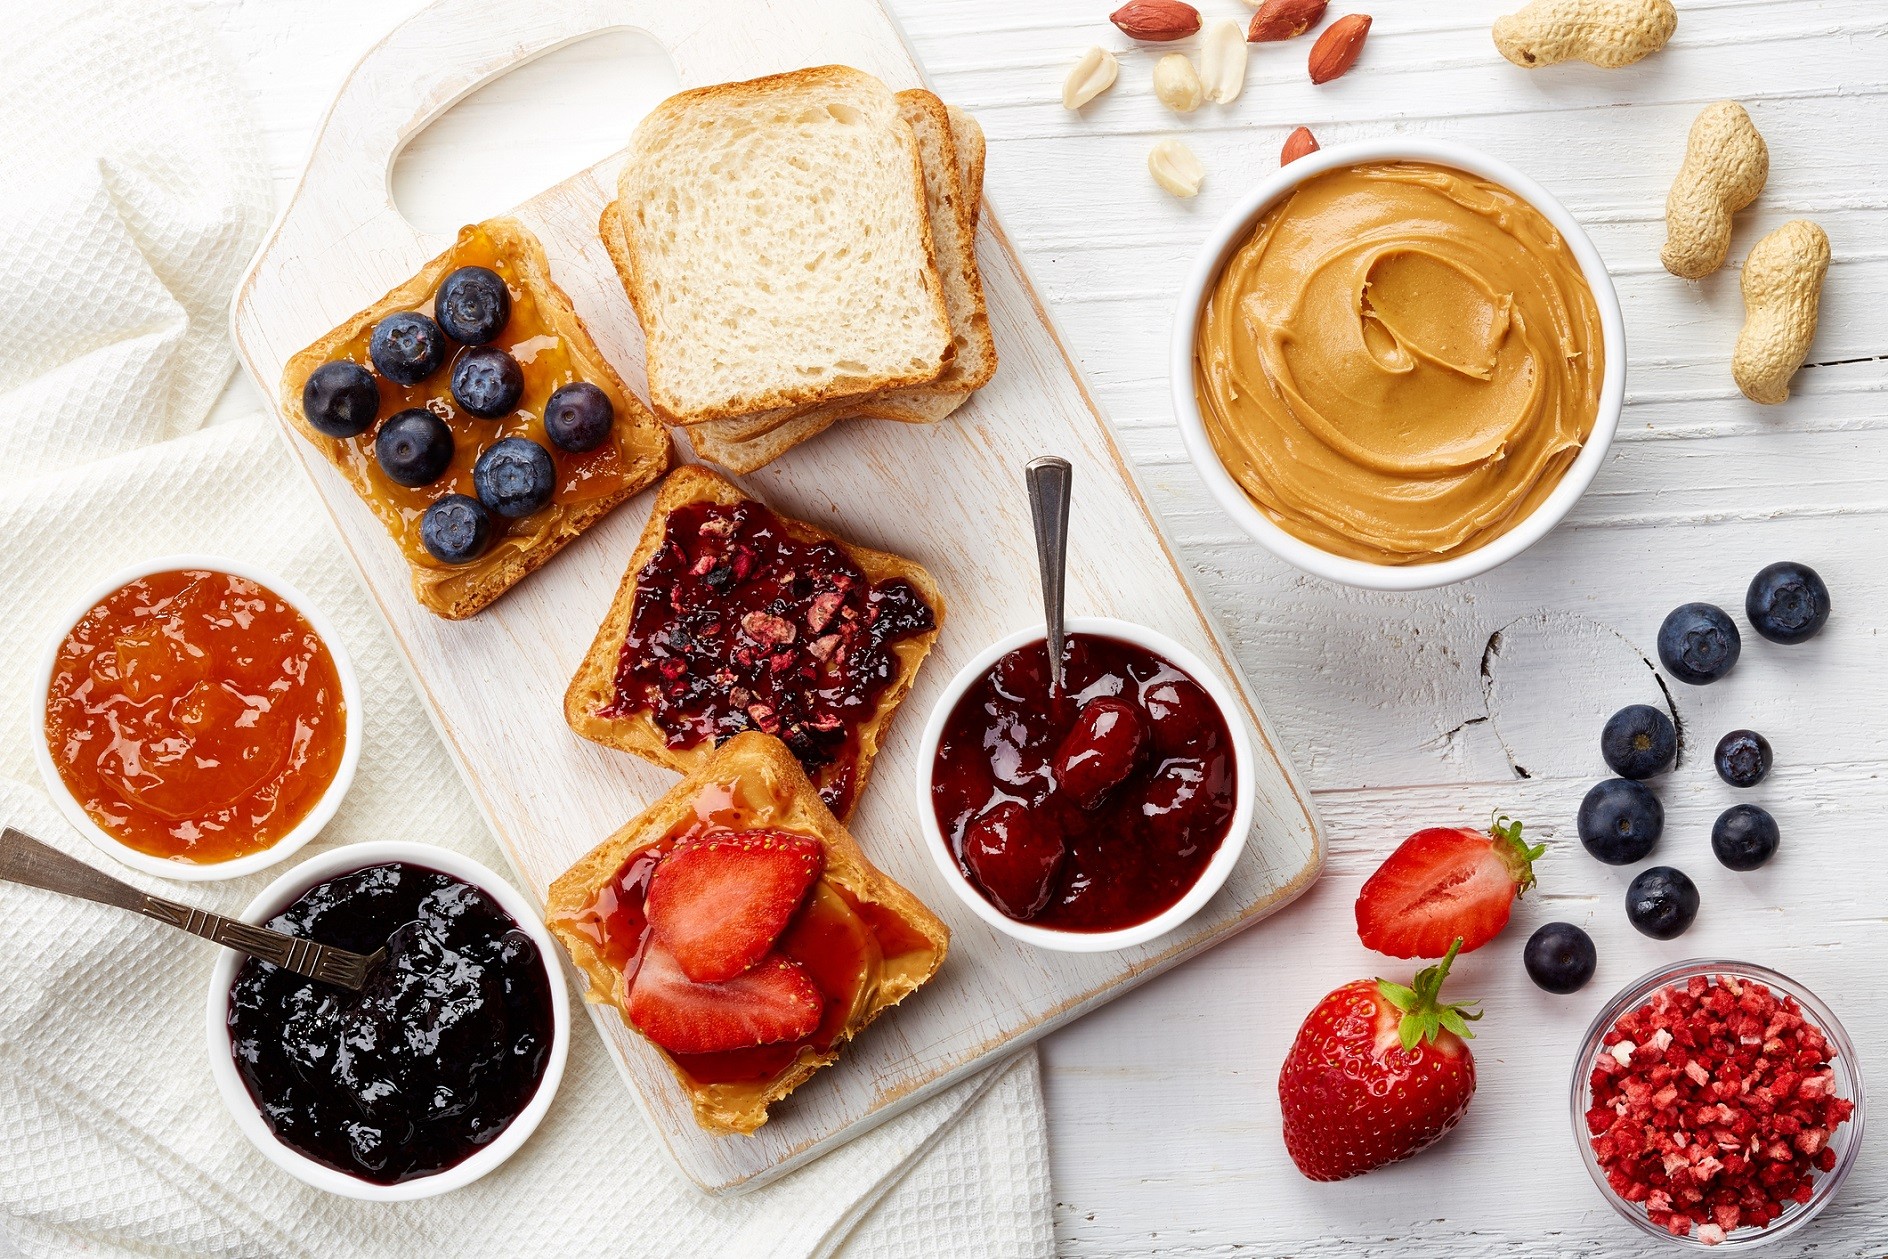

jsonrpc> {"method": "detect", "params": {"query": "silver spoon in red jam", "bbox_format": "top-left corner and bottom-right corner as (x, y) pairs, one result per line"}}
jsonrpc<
(930, 632), (1238, 931)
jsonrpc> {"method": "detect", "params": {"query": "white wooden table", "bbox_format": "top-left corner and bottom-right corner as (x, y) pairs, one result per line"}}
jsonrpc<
(190, 0), (1888, 1252)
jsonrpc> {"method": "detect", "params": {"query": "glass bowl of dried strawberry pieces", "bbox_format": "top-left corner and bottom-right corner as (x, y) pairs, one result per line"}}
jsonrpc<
(1571, 961), (1863, 1248)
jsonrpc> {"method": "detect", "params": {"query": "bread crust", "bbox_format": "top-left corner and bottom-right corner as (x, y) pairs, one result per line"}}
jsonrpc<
(562, 465), (944, 819)
(615, 66), (953, 426)
(949, 103), (986, 229)
(683, 409), (842, 475)
(278, 218), (670, 619)
(545, 731), (950, 1135)
(862, 91), (996, 410)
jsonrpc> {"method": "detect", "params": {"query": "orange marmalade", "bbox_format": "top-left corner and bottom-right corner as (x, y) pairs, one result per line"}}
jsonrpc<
(44, 570), (347, 864)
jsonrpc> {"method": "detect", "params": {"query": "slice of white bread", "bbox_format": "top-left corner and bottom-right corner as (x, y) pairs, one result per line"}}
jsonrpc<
(687, 409), (834, 477)
(949, 104), (985, 227)
(845, 90), (994, 424)
(616, 66), (952, 426)
(682, 98), (994, 473)
(646, 94), (989, 452)
(686, 407), (841, 476)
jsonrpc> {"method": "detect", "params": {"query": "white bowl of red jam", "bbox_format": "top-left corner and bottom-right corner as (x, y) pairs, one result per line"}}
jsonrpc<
(915, 617), (1255, 952)
(205, 840), (570, 1200)
(33, 556), (362, 882)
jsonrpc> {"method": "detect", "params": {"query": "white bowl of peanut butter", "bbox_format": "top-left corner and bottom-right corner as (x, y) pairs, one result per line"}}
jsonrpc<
(1171, 139), (1625, 589)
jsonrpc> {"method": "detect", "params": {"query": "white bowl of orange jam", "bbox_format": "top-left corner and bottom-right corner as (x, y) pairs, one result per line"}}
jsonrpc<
(33, 555), (361, 882)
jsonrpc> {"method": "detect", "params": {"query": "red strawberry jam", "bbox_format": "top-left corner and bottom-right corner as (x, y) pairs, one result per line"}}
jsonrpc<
(602, 500), (936, 817)
(931, 633), (1238, 931)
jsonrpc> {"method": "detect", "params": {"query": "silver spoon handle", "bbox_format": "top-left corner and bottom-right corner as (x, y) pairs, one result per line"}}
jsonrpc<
(1025, 456), (1073, 692)
(0, 827), (380, 990)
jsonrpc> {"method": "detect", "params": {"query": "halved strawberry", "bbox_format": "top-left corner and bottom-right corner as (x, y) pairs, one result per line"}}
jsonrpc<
(1354, 816), (1543, 959)
(625, 942), (824, 1055)
(645, 829), (823, 982)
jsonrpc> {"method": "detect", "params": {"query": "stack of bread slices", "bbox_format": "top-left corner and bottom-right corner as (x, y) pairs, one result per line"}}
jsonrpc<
(601, 66), (995, 474)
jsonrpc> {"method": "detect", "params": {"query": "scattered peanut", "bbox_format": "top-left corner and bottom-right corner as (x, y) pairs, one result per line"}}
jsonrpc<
(1149, 139), (1205, 198)
(1281, 125), (1320, 164)
(1063, 46), (1120, 110)
(1661, 102), (1768, 280)
(1308, 13), (1372, 83)
(1153, 53), (1205, 114)
(1199, 20), (1250, 104)
(1111, 0), (1201, 42)
(1493, 0), (1676, 69)
(1732, 220), (1830, 405)
(1248, 0), (1328, 42)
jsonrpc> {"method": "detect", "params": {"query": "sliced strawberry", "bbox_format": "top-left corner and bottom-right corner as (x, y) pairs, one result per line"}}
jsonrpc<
(1354, 816), (1543, 959)
(645, 829), (823, 983)
(1279, 939), (1481, 1181)
(625, 942), (823, 1055)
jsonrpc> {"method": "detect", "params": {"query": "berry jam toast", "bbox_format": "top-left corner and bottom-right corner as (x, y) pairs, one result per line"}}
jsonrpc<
(563, 465), (944, 820)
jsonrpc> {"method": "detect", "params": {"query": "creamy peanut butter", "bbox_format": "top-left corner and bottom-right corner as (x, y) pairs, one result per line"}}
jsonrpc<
(1194, 161), (1603, 565)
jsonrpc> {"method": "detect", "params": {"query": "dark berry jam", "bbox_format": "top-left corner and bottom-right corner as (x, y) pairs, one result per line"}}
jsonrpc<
(931, 633), (1238, 931)
(227, 862), (554, 1184)
(603, 499), (936, 816)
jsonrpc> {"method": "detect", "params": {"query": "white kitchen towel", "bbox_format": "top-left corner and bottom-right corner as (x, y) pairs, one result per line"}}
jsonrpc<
(0, 4), (1055, 1258)
(0, 0), (270, 477)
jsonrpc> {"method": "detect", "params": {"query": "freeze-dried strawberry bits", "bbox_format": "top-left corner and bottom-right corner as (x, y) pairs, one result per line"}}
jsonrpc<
(1579, 966), (1859, 1245)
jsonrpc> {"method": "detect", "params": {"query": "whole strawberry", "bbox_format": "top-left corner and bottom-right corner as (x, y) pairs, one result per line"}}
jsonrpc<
(1279, 940), (1480, 1181)
(1355, 815), (1543, 958)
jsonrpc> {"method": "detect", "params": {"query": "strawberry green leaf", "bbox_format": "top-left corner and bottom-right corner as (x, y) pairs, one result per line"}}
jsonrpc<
(1490, 814), (1546, 894)
(1377, 937), (1482, 1051)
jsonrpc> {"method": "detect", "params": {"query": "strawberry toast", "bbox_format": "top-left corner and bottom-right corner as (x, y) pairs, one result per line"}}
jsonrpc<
(545, 732), (949, 1134)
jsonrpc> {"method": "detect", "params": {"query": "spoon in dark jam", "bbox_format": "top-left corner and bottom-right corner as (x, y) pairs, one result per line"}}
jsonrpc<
(1025, 455), (1074, 694)
(0, 827), (385, 990)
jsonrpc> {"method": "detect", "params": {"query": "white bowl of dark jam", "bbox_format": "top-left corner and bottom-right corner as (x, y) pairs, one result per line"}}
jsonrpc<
(914, 616), (1256, 953)
(205, 841), (569, 1200)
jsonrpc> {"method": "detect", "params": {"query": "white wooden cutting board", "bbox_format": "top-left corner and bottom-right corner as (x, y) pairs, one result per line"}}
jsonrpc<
(229, 0), (1323, 1193)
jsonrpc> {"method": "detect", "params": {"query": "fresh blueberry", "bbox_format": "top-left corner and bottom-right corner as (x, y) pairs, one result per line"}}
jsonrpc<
(1523, 922), (1597, 995)
(1657, 602), (1741, 685)
(374, 408), (454, 487)
(1601, 704), (1677, 780)
(1577, 778), (1663, 865)
(1714, 729), (1773, 788)
(472, 437), (555, 518)
(1625, 866), (1700, 939)
(302, 361), (379, 437)
(420, 494), (493, 565)
(435, 266), (511, 345)
(543, 381), (615, 452)
(1712, 804), (1780, 871)
(1746, 561), (1830, 645)
(368, 312), (448, 385)
(449, 346), (524, 418)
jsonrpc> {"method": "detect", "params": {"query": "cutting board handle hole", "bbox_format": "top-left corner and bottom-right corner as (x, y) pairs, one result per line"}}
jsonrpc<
(390, 28), (678, 234)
